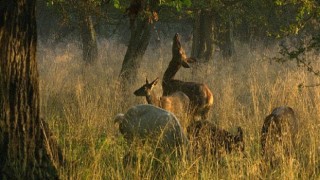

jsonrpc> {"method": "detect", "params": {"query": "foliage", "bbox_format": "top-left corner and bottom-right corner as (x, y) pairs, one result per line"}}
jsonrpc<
(272, 0), (320, 87)
(110, 0), (191, 11)
(113, 0), (122, 9)
(43, 0), (110, 29)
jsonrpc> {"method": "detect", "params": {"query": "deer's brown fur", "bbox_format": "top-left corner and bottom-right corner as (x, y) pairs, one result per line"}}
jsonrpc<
(261, 106), (298, 164)
(134, 77), (190, 125)
(187, 120), (245, 157)
(162, 33), (213, 120)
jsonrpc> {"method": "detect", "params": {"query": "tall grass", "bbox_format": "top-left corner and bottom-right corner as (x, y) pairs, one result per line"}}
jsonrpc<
(37, 39), (320, 179)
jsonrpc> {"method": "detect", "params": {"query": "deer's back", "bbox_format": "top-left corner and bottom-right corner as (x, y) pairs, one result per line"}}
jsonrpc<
(261, 106), (298, 158)
(160, 91), (189, 111)
(187, 120), (244, 156)
(262, 106), (298, 139)
(117, 104), (188, 149)
(162, 79), (213, 107)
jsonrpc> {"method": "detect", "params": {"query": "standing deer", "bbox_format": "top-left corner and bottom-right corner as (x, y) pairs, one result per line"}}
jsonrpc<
(162, 33), (213, 120)
(261, 106), (298, 165)
(134, 77), (190, 126)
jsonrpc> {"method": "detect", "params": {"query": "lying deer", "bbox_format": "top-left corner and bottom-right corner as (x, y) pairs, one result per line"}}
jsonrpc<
(114, 104), (188, 166)
(187, 120), (245, 158)
(134, 77), (190, 125)
(261, 106), (298, 164)
(162, 33), (213, 120)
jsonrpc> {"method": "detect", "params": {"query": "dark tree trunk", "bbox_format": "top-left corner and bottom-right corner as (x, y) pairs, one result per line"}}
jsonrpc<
(80, 14), (98, 64)
(192, 9), (215, 62)
(213, 12), (235, 59)
(119, 0), (160, 90)
(220, 17), (235, 59)
(191, 9), (201, 58)
(0, 0), (59, 179)
(119, 19), (152, 85)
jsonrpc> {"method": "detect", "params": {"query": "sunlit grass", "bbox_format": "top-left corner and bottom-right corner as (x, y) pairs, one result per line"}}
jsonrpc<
(38, 39), (320, 179)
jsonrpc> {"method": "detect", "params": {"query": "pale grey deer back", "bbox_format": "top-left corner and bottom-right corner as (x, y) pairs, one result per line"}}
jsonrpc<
(118, 104), (188, 150)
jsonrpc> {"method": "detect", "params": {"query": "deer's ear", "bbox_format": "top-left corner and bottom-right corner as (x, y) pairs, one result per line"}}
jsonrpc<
(146, 78), (149, 84)
(182, 61), (191, 68)
(151, 77), (159, 87)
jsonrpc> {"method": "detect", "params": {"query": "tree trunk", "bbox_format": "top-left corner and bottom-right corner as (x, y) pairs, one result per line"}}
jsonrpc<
(221, 17), (235, 59)
(119, 17), (152, 86)
(119, 0), (160, 91)
(213, 12), (235, 59)
(191, 10), (201, 58)
(0, 0), (59, 179)
(191, 9), (215, 63)
(80, 14), (98, 64)
(199, 10), (215, 62)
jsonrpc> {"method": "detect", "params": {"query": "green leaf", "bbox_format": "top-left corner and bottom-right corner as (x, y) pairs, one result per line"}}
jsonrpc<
(113, 0), (120, 9)
(182, 0), (191, 7)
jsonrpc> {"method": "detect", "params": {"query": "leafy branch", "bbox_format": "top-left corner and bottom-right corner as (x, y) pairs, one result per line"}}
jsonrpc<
(274, 33), (320, 88)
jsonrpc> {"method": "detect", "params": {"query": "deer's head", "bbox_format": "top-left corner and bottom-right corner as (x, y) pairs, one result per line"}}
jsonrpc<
(134, 77), (159, 96)
(172, 33), (196, 68)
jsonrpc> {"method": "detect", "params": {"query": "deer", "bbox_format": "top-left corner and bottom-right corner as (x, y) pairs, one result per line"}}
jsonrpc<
(162, 33), (213, 120)
(187, 120), (245, 158)
(114, 104), (189, 167)
(134, 77), (190, 126)
(261, 106), (298, 165)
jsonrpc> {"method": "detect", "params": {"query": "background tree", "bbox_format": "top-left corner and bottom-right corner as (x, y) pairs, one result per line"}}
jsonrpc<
(0, 0), (60, 178)
(43, 0), (111, 64)
(119, 0), (160, 88)
(190, 0), (303, 61)
(77, 0), (99, 64)
(191, 0), (240, 61)
(191, 6), (215, 62)
(118, 0), (193, 89)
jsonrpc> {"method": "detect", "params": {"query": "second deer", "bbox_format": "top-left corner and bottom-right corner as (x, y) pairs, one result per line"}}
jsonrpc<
(187, 119), (245, 158)
(162, 33), (213, 120)
(134, 77), (190, 125)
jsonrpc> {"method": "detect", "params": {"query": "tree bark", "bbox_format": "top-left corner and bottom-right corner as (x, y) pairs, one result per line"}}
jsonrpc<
(213, 12), (235, 59)
(191, 9), (215, 63)
(191, 9), (201, 58)
(220, 17), (235, 59)
(119, 0), (159, 88)
(119, 19), (152, 85)
(0, 0), (59, 179)
(80, 14), (98, 64)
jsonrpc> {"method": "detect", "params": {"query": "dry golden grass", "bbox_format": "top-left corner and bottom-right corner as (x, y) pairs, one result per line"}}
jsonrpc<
(37, 39), (320, 179)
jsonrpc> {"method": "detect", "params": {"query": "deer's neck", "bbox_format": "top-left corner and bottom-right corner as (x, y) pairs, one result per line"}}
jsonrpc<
(163, 60), (181, 82)
(146, 92), (161, 107)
